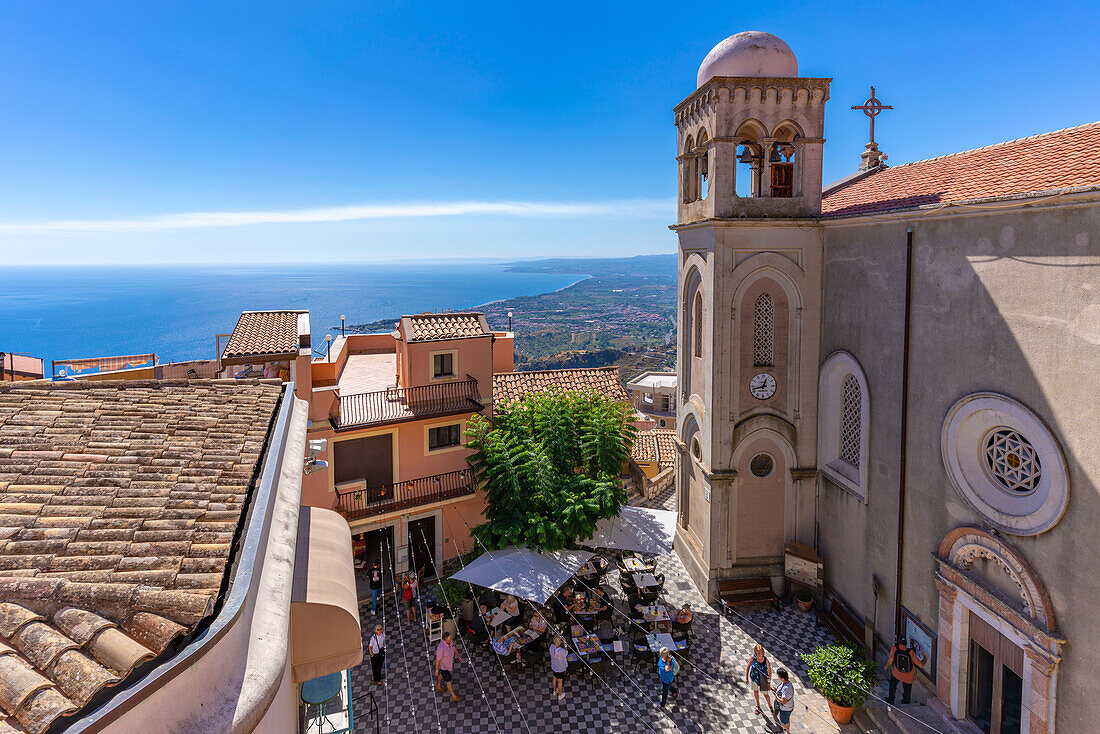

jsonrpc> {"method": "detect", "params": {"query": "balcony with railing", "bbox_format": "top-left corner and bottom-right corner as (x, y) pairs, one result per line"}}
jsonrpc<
(335, 377), (483, 429)
(334, 468), (477, 520)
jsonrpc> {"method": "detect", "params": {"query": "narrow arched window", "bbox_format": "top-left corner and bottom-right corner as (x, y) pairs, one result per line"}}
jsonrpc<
(752, 293), (774, 367)
(693, 292), (703, 357)
(841, 374), (862, 467)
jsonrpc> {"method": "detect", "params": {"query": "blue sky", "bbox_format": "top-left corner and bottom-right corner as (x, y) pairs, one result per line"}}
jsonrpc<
(1, 0), (1097, 264)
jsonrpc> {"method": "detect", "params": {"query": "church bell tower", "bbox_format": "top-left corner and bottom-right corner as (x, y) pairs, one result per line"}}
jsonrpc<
(673, 31), (829, 595)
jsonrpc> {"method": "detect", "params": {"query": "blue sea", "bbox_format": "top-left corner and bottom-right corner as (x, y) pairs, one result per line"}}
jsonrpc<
(0, 263), (583, 370)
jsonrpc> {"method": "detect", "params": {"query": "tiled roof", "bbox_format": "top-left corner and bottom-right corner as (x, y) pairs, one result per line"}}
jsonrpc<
(0, 379), (282, 734)
(821, 122), (1100, 218)
(493, 367), (628, 405)
(402, 313), (489, 343)
(631, 429), (677, 468)
(223, 311), (302, 359)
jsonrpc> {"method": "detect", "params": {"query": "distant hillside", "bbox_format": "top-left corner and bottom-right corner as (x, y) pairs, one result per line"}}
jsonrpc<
(350, 253), (678, 379)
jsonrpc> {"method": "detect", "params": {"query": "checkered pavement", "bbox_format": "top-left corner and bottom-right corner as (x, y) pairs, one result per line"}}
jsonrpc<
(349, 509), (854, 733)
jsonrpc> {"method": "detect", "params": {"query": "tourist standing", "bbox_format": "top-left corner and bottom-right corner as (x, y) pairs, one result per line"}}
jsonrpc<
(402, 574), (418, 624)
(773, 668), (795, 732)
(368, 559), (383, 616)
(746, 644), (772, 714)
(434, 631), (463, 702)
(884, 635), (925, 704)
(549, 636), (569, 701)
(656, 646), (680, 710)
(368, 624), (386, 685)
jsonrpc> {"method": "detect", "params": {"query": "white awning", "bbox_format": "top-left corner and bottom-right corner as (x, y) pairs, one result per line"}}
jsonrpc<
(449, 546), (593, 605)
(290, 507), (363, 683)
(581, 505), (678, 556)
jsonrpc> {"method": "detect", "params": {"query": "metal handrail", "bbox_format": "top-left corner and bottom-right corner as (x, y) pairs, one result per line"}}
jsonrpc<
(336, 377), (481, 428)
(334, 468), (476, 520)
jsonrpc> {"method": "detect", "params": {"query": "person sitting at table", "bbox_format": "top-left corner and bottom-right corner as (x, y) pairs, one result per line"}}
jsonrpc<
(674, 603), (693, 625)
(528, 611), (548, 634)
(552, 588), (572, 622)
(466, 604), (490, 646)
(492, 630), (527, 666)
(592, 587), (612, 620)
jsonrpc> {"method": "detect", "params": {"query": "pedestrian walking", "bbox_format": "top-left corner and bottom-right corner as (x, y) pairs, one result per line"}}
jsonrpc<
(773, 668), (795, 732)
(549, 636), (569, 701)
(656, 646), (680, 710)
(745, 643), (772, 714)
(884, 634), (925, 704)
(368, 624), (386, 685)
(434, 631), (463, 702)
(402, 573), (419, 624)
(368, 559), (384, 616)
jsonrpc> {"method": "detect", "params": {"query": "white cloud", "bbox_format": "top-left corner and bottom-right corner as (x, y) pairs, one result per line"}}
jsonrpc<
(0, 198), (674, 233)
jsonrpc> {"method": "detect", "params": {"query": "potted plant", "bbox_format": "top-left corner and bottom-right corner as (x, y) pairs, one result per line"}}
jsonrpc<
(801, 644), (878, 724)
(796, 588), (813, 612)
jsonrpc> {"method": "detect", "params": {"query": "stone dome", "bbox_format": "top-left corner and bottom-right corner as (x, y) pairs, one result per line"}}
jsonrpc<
(696, 31), (798, 87)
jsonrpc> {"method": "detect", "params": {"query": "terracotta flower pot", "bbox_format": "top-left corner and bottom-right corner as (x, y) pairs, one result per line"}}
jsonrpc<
(827, 700), (855, 724)
(797, 597), (813, 612)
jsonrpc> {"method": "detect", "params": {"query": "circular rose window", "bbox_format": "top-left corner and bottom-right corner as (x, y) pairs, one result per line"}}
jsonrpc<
(750, 453), (774, 477)
(942, 393), (1068, 536)
(983, 428), (1041, 494)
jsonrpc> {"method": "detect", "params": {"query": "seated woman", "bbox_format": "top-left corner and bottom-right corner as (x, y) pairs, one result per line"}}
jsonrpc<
(528, 611), (548, 634)
(674, 603), (693, 624)
(501, 594), (520, 618)
(491, 631), (527, 666)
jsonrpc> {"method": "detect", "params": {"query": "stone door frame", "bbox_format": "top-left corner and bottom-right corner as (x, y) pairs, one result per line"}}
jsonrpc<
(935, 528), (1064, 734)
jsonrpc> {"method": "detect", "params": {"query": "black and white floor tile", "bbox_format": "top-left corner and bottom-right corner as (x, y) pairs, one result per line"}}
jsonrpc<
(349, 500), (855, 733)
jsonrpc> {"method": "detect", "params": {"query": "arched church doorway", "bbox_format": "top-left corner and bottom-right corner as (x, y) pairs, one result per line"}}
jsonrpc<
(935, 528), (1062, 734)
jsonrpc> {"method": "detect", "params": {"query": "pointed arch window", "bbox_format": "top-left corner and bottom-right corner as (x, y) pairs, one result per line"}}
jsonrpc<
(840, 375), (862, 467)
(693, 292), (703, 357)
(752, 293), (774, 367)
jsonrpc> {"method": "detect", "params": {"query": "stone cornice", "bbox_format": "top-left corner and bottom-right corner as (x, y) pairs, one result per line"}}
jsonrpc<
(674, 76), (832, 118)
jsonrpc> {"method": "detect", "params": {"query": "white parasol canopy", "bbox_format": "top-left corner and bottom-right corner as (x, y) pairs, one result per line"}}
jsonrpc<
(581, 505), (678, 556)
(449, 546), (594, 605)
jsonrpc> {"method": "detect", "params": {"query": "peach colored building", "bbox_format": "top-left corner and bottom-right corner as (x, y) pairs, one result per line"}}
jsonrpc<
(302, 313), (511, 576)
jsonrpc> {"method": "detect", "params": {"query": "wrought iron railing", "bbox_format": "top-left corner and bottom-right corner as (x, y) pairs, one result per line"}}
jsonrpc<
(336, 377), (481, 429)
(334, 468), (477, 520)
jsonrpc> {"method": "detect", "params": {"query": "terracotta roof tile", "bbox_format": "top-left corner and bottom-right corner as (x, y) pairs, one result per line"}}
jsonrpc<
(401, 312), (490, 342)
(222, 311), (302, 359)
(492, 367), (629, 404)
(822, 122), (1100, 218)
(0, 379), (283, 733)
(630, 429), (678, 469)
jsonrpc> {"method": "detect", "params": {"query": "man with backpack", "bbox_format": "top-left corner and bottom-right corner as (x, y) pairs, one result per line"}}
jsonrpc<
(656, 646), (680, 710)
(885, 634), (926, 704)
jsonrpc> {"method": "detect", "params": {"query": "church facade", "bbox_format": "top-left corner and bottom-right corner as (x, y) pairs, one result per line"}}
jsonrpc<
(672, 31), (1099, 733)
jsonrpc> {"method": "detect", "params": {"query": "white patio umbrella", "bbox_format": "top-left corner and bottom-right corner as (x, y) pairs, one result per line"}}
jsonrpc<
(580, 505), (678, 556)
(449, 546), (593, 605)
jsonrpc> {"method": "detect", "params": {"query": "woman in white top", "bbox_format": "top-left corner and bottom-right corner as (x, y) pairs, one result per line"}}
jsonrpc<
(549, 636), (569, 700)
(368, 624), (386, 685)
(773, 668), (795, 732)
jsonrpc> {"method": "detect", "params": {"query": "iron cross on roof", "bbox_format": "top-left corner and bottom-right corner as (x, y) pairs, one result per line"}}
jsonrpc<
(852, 86), (893, 144)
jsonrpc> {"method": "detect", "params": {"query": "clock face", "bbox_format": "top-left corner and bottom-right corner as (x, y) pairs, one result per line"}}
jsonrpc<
(749, 372), (777, 400)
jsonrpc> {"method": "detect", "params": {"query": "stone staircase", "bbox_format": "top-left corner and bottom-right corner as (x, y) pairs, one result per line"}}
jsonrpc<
(622, 477), (645, 505)
(853, 700), (968, 734)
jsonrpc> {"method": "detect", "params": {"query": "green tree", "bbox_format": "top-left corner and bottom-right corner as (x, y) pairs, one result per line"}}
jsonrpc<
(465, 390), (637, 552)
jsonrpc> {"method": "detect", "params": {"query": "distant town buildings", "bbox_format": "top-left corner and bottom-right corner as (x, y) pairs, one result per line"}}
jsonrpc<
(625, 370), (677, 429)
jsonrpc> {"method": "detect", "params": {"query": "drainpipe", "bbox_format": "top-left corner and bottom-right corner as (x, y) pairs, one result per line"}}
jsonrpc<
(894, 225), (915, 636)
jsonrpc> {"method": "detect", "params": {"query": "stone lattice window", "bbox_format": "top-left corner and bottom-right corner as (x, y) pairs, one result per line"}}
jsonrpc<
(693, 292), (703, 357)
(753, 293), (774, 367)
(840, 374), (862, 467)
(984, 428), (1041, 493)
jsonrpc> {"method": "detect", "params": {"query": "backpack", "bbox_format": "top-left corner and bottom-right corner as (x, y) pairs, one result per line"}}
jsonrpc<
(749, 658), (768, 684)
(893, 647), (913, 674)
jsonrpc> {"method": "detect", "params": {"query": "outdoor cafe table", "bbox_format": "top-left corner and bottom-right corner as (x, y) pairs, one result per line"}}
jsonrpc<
(576, 559), (601, 578)
(488, 606), (518, 628)
(572, 633), (603, 658)
(622, 557), (648, 572)
(301, 671), (342, 732)
(645, 632), (688, 653)
(499, 626), (540, 649)
(633, 572), (659, 589)
(636, 604), (670, 624)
